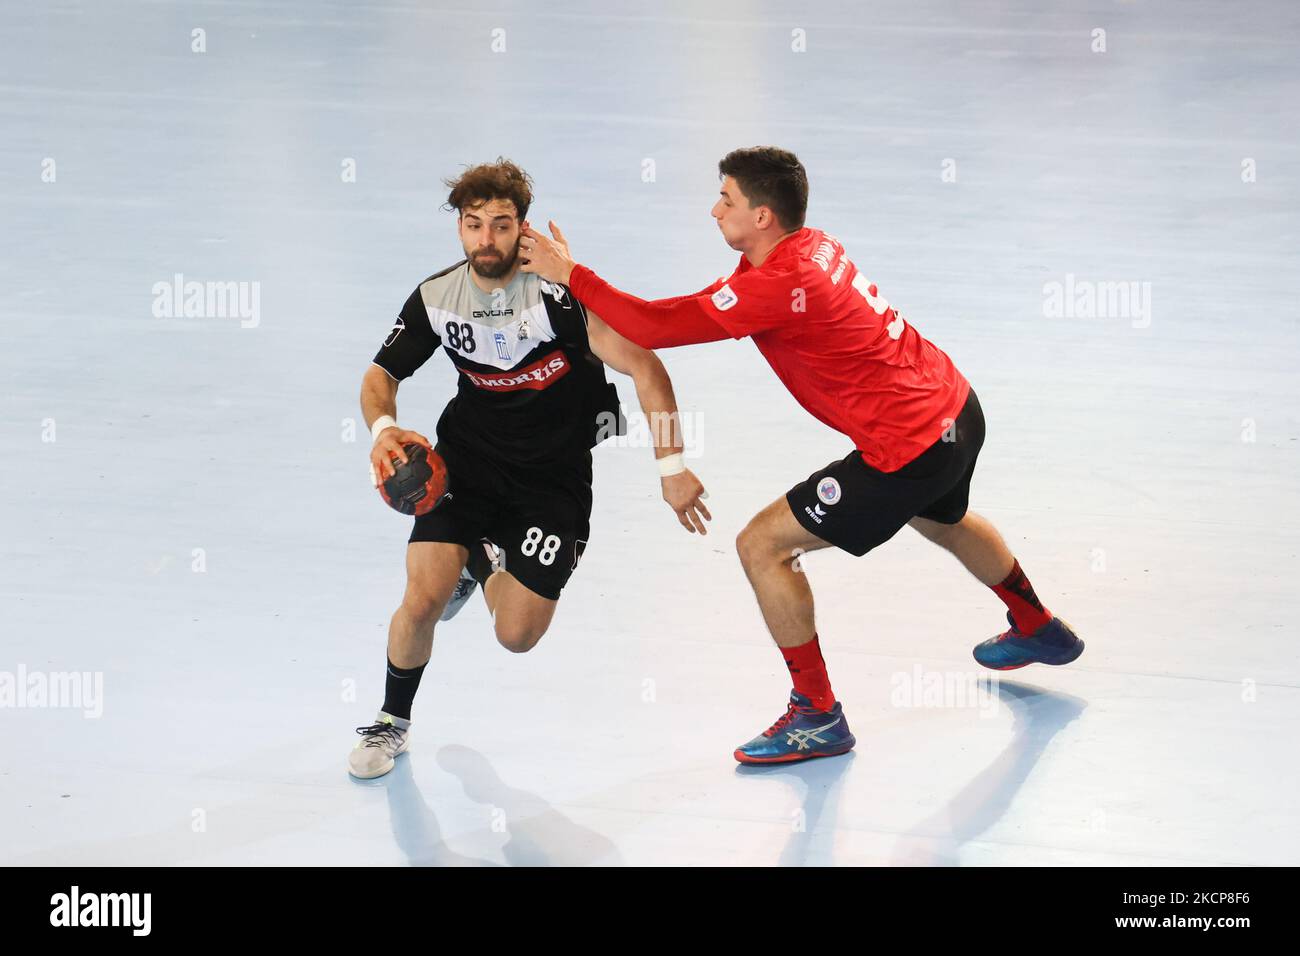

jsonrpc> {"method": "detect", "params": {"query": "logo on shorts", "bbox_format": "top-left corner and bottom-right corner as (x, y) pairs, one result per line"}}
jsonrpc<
(711, 284), (738, 311)
(816, 477), (841, 505)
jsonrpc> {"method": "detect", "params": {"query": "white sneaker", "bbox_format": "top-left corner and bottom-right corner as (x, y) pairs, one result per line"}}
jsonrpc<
(440, 540), (503, 621)
(440, 569), (478, 621)
(348, 712), (411, 779)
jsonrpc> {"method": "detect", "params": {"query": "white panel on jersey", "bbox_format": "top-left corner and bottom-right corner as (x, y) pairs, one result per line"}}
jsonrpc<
(427, 301), (555, 370)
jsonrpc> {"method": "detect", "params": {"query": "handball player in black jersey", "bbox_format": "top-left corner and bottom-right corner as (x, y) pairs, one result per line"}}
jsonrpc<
(348, 160), (710, 779)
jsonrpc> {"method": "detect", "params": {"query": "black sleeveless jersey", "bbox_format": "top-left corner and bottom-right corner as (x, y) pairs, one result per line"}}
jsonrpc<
(372, 261), (623, 468)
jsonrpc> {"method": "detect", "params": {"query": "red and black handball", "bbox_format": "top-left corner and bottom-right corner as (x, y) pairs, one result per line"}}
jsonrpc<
(377, 443), (450, 516)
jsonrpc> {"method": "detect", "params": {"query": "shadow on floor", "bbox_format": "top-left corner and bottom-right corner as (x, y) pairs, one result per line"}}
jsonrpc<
(735, 750), (856, 865)
(359, 746), (622, 866)
(889, 680), (1087, 865)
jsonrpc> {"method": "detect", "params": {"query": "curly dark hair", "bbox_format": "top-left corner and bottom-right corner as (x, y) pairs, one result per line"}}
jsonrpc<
(443, 158), (533, 220)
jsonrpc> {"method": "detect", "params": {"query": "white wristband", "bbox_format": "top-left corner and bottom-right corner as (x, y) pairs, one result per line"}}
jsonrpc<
(658, 452), (685, 478)
(370, 415), (398, 443)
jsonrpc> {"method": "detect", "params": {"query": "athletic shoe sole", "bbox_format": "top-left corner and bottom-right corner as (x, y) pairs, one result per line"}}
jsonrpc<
(733, 737), (856, 765)
(347, 737), (410, 779)
(975, 626), (1085, 671)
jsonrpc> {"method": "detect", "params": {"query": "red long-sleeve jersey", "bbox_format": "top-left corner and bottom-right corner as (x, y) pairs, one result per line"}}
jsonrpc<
(568, 227), (970, 473)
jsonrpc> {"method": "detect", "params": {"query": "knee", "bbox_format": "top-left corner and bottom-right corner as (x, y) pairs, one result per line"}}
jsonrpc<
(400, 589), (447, 629)
(495, 620), (545, 654)
(736, 520), (786, 574)
(735, 522), (762, 570)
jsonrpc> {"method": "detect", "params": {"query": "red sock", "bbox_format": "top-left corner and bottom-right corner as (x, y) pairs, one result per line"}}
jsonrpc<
(992, 559), (1053, 634)
(782, 634), (835, 711)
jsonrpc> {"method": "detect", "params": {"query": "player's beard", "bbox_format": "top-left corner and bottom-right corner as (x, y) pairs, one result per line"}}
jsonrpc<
(469, 242), (519, 280)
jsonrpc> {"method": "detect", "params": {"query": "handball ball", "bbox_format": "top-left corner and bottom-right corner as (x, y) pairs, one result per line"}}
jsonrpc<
(378, 443), (449, 516)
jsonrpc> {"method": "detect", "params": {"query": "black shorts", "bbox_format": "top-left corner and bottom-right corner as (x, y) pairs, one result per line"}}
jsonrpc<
(408, 440), (592, 601)
(787, 387), (986, 557)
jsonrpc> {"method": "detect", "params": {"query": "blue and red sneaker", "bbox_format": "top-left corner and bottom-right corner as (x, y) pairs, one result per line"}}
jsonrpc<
(973, 612), (1084, 670)
(733, 691), (856, 765)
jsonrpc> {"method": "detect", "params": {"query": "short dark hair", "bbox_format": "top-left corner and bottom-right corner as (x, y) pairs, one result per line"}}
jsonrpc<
(718, 147), (808, 230)
(443, 158), (533, 220)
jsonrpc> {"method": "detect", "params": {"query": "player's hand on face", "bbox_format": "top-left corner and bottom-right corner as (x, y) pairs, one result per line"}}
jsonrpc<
(522, 220), (572, 260)
(544, 220), (572, 259)
(662, 468), (711, 534)
(369, 428), (432, 487)
(519, 221), (576, 285)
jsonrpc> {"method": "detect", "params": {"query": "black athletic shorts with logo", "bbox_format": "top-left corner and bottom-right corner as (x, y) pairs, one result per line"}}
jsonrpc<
(409, 439), (592, 601)
(787, 388), (986, 557)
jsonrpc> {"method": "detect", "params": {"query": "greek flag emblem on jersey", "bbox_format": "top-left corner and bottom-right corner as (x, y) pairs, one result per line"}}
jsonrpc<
(494, 330), (511, 361)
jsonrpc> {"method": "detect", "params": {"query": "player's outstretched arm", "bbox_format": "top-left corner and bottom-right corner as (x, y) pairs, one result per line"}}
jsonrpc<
(586, 313), (712, 535)
(520, 221), (730, 350)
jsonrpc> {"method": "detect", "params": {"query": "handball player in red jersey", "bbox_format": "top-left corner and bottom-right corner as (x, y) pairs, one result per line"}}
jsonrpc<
(520, 146), (1084, 764)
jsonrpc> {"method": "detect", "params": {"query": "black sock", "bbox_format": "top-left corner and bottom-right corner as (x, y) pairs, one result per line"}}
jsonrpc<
(381, 657), (427, 721)
(465, 540), (494, 586)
